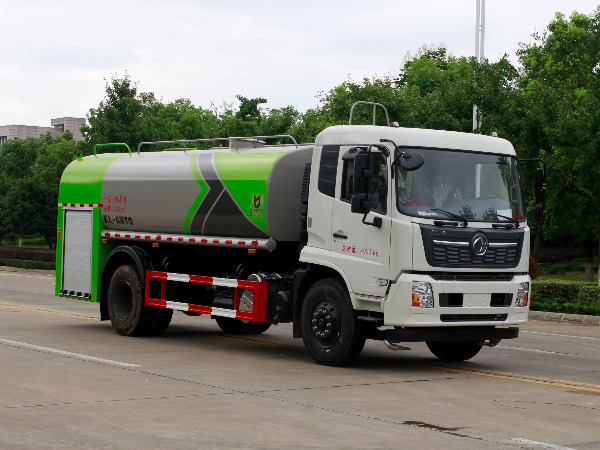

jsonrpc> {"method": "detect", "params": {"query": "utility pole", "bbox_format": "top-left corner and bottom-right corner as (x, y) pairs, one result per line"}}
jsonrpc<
(473, 0), (485, 131)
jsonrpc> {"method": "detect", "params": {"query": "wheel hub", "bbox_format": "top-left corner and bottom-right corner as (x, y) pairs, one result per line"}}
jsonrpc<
(115, 281), (134, 320)
(311, 301), (339, 347)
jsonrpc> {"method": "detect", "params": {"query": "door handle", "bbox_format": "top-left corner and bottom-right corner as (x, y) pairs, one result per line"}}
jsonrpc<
(333, 232), (348, 239)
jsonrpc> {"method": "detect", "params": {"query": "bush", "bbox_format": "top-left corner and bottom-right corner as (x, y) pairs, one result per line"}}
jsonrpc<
(0, 246), (55, 263)
(538, 256), (598, 275)
(0, 259), (55, 270)
(531, 280), (600, 315)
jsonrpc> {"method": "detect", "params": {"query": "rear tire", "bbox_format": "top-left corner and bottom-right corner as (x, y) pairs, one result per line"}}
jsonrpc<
(301, 278), (365, 366)
(107, 264), (171, 336)
(426, 340), (483, 361)
(215, 317), (271, 334)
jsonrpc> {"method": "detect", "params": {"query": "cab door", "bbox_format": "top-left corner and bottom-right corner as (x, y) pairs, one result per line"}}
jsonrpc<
(330, 148), (391, 298)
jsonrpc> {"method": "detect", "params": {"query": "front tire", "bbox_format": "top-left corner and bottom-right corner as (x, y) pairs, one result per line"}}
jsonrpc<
(107, 264), (171, 336)
(301, 278), (365, 366)
(426, 340), (483, 361)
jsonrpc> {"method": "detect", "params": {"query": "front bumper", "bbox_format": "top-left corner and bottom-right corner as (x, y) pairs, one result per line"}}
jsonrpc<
(383, 273), (530, 327)
(383, 325), (519, 343)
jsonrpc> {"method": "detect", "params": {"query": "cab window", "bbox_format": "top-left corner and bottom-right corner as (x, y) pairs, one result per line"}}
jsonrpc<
(341, 152), (387, 214)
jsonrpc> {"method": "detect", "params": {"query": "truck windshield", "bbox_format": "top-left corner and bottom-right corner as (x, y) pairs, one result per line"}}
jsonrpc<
(396, 148), (525, 223)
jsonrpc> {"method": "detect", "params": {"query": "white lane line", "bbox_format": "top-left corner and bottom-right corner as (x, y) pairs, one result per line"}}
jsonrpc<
(0, 338), (140, 367)
(498, 345), (588, 357)
(522, 330), (600, 341)
(503, 438), (575, 449)
(0, 272), (55, 281)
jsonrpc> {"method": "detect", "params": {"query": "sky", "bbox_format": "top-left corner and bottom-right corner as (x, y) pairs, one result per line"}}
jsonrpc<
(1, 0), (599, 127)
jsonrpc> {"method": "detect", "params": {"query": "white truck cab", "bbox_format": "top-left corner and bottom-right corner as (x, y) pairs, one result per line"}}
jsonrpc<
(298, 111), (541, 362)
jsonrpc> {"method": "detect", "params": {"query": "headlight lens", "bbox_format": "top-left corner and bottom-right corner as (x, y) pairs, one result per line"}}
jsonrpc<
(412, 282), (434, 308)
(516, 282), (529, 307)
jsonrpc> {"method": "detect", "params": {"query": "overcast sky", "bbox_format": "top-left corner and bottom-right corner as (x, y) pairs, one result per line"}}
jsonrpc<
(1, 0), (599, 126)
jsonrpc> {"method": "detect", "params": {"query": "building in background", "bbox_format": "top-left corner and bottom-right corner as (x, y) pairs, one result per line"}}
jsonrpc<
(0, 117), (85, 147)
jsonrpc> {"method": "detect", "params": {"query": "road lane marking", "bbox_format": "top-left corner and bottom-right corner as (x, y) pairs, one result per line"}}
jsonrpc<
(0, 302), (97, 320)
(431, 365), (600, 393)
(503, 438), (575, 449)
(522, 330), (600, 341)
(0, 338), (140, 367)
(498, 345), (594, 358)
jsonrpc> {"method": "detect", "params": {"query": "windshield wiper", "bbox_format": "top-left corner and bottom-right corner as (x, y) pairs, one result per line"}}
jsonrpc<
(493, 213), (520, 228)
(431, 208), (468, 227)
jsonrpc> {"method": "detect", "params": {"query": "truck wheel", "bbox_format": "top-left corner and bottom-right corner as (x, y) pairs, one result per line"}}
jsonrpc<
(426, 341), (483, 361)
(301, 278), (365, 366)
(107, 264), (156, 336)
(215, 317), (271, 334)
(146, 308), (173, 336)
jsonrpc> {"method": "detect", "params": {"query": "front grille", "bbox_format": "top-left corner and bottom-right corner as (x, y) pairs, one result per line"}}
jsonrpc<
(420, 225), (524, 268)
(432, 245), (518, 266)
(429, 272), (514, 281)
(440, 314), (508, 322)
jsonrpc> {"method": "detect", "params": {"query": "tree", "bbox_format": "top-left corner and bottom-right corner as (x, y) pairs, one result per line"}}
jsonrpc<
(517, 7), (600, 282)
(0, 137), (43, 246)
(82, 73), (152, 152)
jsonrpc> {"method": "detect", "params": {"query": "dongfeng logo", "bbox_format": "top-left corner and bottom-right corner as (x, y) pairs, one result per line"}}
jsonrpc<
(470, 232), (489, 256)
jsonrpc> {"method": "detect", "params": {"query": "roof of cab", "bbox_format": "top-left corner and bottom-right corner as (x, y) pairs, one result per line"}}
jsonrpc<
(315, 125), (516, 156)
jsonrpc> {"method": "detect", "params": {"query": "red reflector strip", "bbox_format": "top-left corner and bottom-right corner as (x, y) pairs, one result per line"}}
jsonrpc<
(59, 203), (103, 208)
(100, 231), (275, 251)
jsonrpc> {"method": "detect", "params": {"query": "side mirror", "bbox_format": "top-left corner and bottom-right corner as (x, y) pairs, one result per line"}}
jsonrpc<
(351, 194), (370, 214)
(535, 167), (545, 204)
(353, 153), (371, 194)
(535, 205), (546, 222)
(399, 151), (424, 171)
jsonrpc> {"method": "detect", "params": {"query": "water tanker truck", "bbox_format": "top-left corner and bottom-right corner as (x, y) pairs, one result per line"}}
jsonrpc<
(56, 102), (546, 366)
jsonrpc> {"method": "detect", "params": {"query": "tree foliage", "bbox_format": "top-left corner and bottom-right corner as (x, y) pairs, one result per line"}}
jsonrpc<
(515, 7), (600, 280)
(0, 132), (86, 247)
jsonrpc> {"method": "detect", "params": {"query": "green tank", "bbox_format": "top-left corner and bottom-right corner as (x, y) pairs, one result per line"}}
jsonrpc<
(58, 145), (313, 241)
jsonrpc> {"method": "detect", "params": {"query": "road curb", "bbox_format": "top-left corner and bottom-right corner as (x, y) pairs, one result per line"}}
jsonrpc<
(529, 310), (600, 326)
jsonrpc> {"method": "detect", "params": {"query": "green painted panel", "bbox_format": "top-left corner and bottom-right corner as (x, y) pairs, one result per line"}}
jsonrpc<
(214, 151), (285, 233)
(58, 154), (128, 204)
(183, 153), (209, 234)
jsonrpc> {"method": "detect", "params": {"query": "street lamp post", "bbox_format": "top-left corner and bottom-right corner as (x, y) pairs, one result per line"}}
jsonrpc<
(473, 0), (485, 131)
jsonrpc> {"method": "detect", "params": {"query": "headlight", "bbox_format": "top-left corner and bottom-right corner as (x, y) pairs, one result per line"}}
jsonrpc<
(516, 282), (529, 307)
(412, 282), (434, 308)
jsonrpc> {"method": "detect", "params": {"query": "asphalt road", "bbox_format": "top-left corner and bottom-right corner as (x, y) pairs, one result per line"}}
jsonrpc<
(1, 267), (599, 449)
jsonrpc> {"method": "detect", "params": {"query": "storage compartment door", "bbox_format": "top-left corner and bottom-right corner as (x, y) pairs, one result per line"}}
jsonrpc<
(62, 210), (93, 298)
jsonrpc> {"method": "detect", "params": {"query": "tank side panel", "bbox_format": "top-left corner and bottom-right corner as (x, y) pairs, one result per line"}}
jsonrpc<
(189, 152), (271, 238)
(210, 151), (285, 237)
(265, 146), (314, 241)
(58, 154), (127, 204)
(183, 153), (209, 234)
(100, 154), (202, 233)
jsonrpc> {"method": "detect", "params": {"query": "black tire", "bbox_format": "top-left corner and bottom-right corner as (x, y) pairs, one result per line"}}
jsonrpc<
(215, 316), (272, 334)
(426, 340), (483, 361)
(146, 308), (173, 336)
(301, 278), (366, 366)
(107, 264), (161, 336)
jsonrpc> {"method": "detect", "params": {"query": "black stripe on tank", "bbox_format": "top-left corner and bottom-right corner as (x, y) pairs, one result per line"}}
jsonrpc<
(189, 153), (269, 238)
